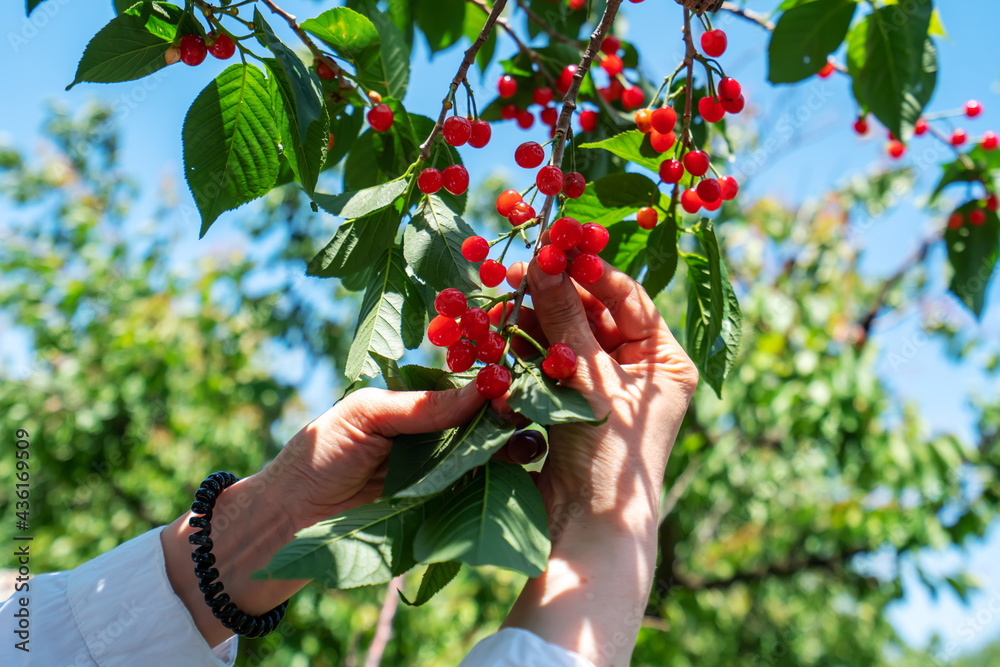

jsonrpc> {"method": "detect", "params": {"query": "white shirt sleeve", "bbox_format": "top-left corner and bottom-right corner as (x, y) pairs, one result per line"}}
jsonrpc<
(0, 526), (237, 666)
(459, 627), (595, 667)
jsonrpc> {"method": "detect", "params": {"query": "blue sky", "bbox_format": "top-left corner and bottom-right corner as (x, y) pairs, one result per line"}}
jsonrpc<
(2, 0), (999, 657)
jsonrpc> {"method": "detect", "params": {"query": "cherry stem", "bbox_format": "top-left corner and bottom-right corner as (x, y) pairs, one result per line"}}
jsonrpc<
(256, 0), (342, 83)
(464, 0), (554, 87)
(509, 326), (548, 357)
(719, 1), (775, 31)
(508, 0), (626, 329)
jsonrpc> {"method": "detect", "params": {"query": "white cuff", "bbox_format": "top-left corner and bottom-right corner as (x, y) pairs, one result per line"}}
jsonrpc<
(459, 627), (595, 667)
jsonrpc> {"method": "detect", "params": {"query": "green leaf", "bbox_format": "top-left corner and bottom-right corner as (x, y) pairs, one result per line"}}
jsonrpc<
(264, 58), (328, 198)
(415, 0), (466, 53)
(400, 562), (461, 606)
(302, 7), (380, 68)
(255, 496), (430, 588)
(384, 406), (515, 498)
(642, 213), (679, 297)
(345, 247), (427, 381)
(255, 10), (325, 146)
(307, 204), (401, 280)
(684, 220), (725, 369)
(183, 63), (280, 236)
(602, 220), (650, 278)
(404, 194), (479, 292)
(314, 179), (408, 219)
(930, 159), (986, 204)
(507, 362), (598, 425)
(580, 131), (663, 174)
(945, 202), (999, 319)
(325, 106), (365, 170)
(414, 461), (550, 577)
(768, 0), (857, 84)
(357, 10), (410, 100)
(68, 1), (183, 89)
(563, 173), (660, 227)
(703, 263), (743, 397)
(27, 0), (44, 15)
(846, 0), (936, 139)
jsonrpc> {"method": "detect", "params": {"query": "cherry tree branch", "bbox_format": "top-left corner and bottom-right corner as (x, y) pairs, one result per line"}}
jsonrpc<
(719, 2), (775, 31)
(680, 9), (697, 156)
(363, 575), (404, 667)
(515, 0), (582, 49)
(464, 0), (553, 86)
(419, 0), (511, 160)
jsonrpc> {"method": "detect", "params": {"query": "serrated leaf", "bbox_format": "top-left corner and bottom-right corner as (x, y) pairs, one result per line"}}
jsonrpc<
(399, 562), (461, 606)
(642, 213), (679, 297)
(357, 10), (410, 100)
(685, 220), (725, 369)
(945, 203), (999, 319)
(414, 461), (550, 577)
(302, 7), (380, 68)
(384, 406), (515, 498)
(265, 58), (328, 198)
(580, 130), (663, 174)
(602, 220), (650, 278)
(183, 63), (280, 236)
(307, 205), (401, 280)
(703, 263), (742, 398)
(768, 0), (857, 84)
(404, 194), (479, 292)
(507, 362), (598, 425)
(563, 173), (660, 227)
(255, 497), (430, 588)
(325, 106), (365, 170)
(314, 178), (408, 219)
(345, 247), (427, 381)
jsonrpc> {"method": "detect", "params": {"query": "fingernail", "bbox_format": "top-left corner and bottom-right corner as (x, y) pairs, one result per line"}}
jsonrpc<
(530, 263), (564, 291)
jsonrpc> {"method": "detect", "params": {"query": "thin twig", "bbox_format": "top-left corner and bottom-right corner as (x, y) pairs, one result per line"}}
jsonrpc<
(258, 0), (341, 78)
(363, 575), (404, 667)
(719, 1), (775, 31)
(464, 0), (551, 85)
(515, 0), (583, 48)
(508, 0), (626, 328)
(419, 0), (511, 159)
(680, 9), (697, 155)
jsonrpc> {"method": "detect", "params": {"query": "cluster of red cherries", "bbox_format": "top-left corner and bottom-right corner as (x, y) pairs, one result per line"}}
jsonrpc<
(174, 32), (236, 65)
(414, 114), (496, 197)
(854, 99), (998, 161)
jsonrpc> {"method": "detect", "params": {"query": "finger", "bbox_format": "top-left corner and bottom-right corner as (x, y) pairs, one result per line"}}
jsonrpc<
(526, 259), (602, 355)
(506, 261), (528, 290)
(344, 383), (484, 438)
(576, 285), (628, 352)
(576, 258), (672, 344)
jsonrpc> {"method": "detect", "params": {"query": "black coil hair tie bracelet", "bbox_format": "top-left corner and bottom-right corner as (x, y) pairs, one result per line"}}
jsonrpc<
(188, 472), (288, 638)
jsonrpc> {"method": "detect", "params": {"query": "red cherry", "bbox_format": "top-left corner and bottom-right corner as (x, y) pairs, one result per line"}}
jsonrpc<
(702, 195), (723, 212)
(476, 332), (506, 363)
(986, 194), (999, 212)
(468, 119), (492, 148)
(569, 253), (604, 285)
(982, 131), (999, 151)
(496, 189), (523, 216)
(718, 175), (739, 200)
(557, 64), (577, 95)
(208, 33), (235, 60)
(680, 188), (703, 214)
(683, 150), (710, 177)
(536, 165), (564, 196)
(718, 77), (741, 102)
(699, 96), (726, 123)
(563, 172), (586, 199)
(476, 364), (512, 399)
(179, 34), (207, 66)
(542, 343), (577, 379)
(435, 288), (468, 318)
(541, 106), (558, 126)
(501, 103), (519, 120)
(538, 245), (568, 275)
(601, 35), (621, 55)
(569, 0), (585, 9)
(659, 159), (684, 184)
(947, 212), (964, 230)
(498, 74), (518, 98)
(970, 209), (987, 226)
(720, 94), (745, 114)
(316, 59), (336, 80)
(635, 109), (653, 134)
(650, 129), (676, 153)
(428, 315), (461, 347)
(507, 201), (536, 226)
(516, 109), (534, 129)
(621, 86), (645, 111)
(914, 119), (929, 136)
(651, 107), (677, 134)
(488, 303), (514, 329)
(460, 307), (491, 340)
(367, 103), (394, 132)
(533, 87), (554, 107)
(447, 339), (477, 373)
(696, 178), (721, 204)
(701, 29), (727, 57)
(443, 116), (472, 146)
(887, 140), (905, 159)
(966, 100), (983, 118)
(818, 62), (835, 78)
(579, 223), (609, 254)
(480, 260), (507, 287)
(442, 165), (469, 195)
(327, 133), (335, 152)
(637, 206), (658, 230)
(579, 110), (599, 132)
(550, 217), (582, 250)
(951, 129), (968, 146)
(417, 168), (443, 194)
(601, 54), (624, 77)
(515, 142), (545, 168)
(462, 236), (490, 262)
(854, 117), (869, 135)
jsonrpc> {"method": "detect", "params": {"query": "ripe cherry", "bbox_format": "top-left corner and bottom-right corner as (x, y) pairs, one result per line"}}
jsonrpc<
(476, 364), (512, 399)
(987, 194), (999, 212)
(947, 212), (964, 230)
(683, 150), (710, 177)
(651, 107), (677, 134)
(970, 209), (987, 226)
(477, 332), (506, 363)
(327, 133), (335, 152)
(951, 129), (968, 146)
(515, 142), (545, 168)
(718, 175), (739, 200)
(435, 288), (468, 318)
(818, 62), (835, 78)
(315, 58), (336, 79)
(680, 188), (703, 214)
(516, 109), (534, 129)
(650, 129), (676, 153)
(621, 86), (645, 111)
(720, 94), (745, 114)
(601, 54), (624, 77)
(480, 260), (507, 287)
(179, 34), (207, 66)
(536, 165), (564, 196)
(601, 35), (621, 55)
(488, 303), (514, 328)
(550, 216), (582, 250)
(418, 168), (443, 194)
(569, 253), (604, 285)
(460, 307), (490, 340)
(542, 343), (577, 379)
(702, 195), (723, 212)
(508, 201), (536, 226)
(501, 103), (519, 120)
(965, 100), (983, 118)
(718, 77), (741, 102)
(462, 236), (490, 262)
(541, 106), (558, 126)
(367, 104), (394, 132)
(496, 189), (522, 216)
(699, 96), (725, 123)
(914, 119), (929, 136)
(498, 74), (517, 98)
(447, 339), (477, 373)
(469, 119), (492, 148)
(637, 206), (658, 230)
(208, 33), (235, 60)
(443, 116), (472, 146)
(558, 64), (577, 95)
(659, 159), (684, 183)
(569, 0), (585, 9)
(701, 29), (727, 57)
(982, 131), (999, 151)
(697, 178), (721, 204)
(538, 245), (568, 275)
(563, 172), (586, 199)
(428, 315), (461, 347)
(442, 165), (469, 195)
(579, 222), (609, 254)
(887, 140), (905, 159)
(635, 109), (653, 134)
(854, 117), (869, 135)
(533, 87), (554, 107)
(579, 110), (598, 132)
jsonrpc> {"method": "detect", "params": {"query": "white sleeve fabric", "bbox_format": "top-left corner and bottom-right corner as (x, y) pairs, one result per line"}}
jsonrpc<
(459, 627), (595, 667)
(0, 526), (237, 666)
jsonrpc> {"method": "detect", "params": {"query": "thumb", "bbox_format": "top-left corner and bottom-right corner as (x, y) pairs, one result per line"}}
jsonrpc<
(345, 382), (484, 438)
(527, 259), (601, 356)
